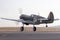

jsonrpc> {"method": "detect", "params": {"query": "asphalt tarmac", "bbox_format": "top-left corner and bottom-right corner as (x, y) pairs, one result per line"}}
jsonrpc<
(0, 32), (60, 40)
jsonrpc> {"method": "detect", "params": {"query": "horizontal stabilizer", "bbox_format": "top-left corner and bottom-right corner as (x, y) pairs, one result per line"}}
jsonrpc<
(54, 19), (60, 21)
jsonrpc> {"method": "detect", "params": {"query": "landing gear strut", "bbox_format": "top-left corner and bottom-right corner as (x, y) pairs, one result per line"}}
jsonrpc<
(20, 24), (37, 31)
(33, 25), (36, 31)
(20, 24), (24, 31)
(46, 23), (48, 27)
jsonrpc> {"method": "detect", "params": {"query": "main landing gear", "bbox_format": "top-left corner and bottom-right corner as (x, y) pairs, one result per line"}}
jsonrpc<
(33, 25), (36, 31)
(20, 24), (24, 31)
(20, 26), (24, 31)
(20, 24), (36, 31)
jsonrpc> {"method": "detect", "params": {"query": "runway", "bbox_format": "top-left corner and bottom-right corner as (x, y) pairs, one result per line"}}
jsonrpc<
(0, 32), (60, 40)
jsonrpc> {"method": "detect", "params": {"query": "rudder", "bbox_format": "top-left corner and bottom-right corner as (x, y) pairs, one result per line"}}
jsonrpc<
(47, 11), (54, 23)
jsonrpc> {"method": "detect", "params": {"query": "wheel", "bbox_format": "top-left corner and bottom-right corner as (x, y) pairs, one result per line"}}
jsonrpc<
(46, 25), (48, 27)
(20, 26), (24, 31)
(33, 27), (36, 31)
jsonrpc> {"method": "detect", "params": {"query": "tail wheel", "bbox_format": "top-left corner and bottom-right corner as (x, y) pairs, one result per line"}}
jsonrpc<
(33, 27), (36, 31)
(20, 26), (24, 31)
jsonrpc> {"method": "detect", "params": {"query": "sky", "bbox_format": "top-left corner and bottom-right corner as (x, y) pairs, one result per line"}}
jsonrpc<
(0, 0), (60, 27)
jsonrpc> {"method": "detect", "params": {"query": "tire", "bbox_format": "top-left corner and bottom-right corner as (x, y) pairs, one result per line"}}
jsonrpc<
(20, 27), (24, 31)
(46, 25), (48, 27)
(33, 27), (36, 31)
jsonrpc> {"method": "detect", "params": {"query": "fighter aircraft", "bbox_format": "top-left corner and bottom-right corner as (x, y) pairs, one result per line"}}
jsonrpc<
(0, 11), (59, 31)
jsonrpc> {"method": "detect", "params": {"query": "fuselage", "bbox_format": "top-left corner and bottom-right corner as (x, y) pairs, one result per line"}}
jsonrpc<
(20, 12), (54, 25)
(20, 14), (41, 25)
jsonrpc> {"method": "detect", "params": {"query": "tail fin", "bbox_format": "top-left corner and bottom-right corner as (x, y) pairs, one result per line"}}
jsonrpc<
(47, 12), (54, 23)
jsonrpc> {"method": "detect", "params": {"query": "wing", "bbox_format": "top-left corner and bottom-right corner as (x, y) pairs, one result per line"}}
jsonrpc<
(0, 17), (24, 22)
(54, 19), (60, 21)
(0, 17), (33, 23)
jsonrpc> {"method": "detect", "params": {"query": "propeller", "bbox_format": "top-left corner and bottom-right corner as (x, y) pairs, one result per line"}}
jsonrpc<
(15, 8), (23, 26)
(37, 12), (40, 16)
(18, 8), (23, 14)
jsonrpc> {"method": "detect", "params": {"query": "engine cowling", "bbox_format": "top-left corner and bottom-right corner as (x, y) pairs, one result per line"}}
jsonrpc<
(25, 23), (29, 25)
(20, 14), (33, 21)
